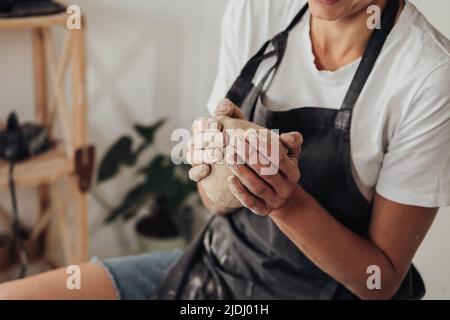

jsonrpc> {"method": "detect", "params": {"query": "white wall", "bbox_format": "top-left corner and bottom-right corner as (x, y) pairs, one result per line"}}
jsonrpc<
(0, 0), (448, 299)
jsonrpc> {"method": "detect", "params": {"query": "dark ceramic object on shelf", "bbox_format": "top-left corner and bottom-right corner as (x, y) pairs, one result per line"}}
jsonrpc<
(0, 0), (66, 18)
(0, 0), (15, 12)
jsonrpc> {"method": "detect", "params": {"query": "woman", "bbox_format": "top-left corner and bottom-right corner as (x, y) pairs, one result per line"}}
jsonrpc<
(1, 0), (449, 300)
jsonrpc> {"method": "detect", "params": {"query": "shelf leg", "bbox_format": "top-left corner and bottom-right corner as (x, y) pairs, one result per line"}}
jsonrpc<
(71, 18), (89, 263)
(72, 176), (89, 262)
(50, 184), (74, 265)
(32, 27), (52, 262)
(32, 27), (48, 127)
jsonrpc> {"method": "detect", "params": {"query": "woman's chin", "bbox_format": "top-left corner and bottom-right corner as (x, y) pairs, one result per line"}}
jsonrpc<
(308, 0), (378, 21)
(309, 8), (343, 21)
(309, 0), (345, 20)
(313, 0), (341, 6)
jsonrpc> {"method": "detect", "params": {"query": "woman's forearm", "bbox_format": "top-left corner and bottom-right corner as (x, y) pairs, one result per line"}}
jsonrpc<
(270, 186), (400, 299)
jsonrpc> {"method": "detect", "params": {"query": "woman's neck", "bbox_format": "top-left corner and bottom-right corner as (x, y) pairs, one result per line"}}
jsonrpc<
(310, 0), (396, 71)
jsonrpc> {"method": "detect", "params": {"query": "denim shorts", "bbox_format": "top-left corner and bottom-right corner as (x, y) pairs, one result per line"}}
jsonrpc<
(92, 250), (183, 300)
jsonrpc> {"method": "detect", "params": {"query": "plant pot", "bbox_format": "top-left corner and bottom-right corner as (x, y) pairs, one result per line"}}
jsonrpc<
(0, 233), (14, 271)
(136, 233), (186, 253)
(135, 215), (186, 253)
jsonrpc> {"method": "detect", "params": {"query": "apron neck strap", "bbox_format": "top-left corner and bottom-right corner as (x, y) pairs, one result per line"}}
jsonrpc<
(285, 2), (309, 33)
(340, 0), (400, 111)
(226, 0), (400, 122)
(226, 4), (309, 108)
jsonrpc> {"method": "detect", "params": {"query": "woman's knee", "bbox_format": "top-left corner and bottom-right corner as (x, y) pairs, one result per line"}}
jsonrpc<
(0, 263), (118, 300)
(0, 283), (9, 299)
(0, 280), (22, 300)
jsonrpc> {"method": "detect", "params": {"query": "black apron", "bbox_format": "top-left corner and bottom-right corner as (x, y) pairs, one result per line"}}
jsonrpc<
(157, 0), (425, 300)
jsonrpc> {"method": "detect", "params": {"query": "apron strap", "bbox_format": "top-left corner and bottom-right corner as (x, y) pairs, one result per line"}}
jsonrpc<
(226, 4), (309, 111)
(339, 0), (400, 112)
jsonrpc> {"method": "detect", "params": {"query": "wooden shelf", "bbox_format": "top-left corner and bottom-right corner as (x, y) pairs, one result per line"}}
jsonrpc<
(0, 4), (89, 264)
(0, 145), (72, 189)
(0, 12), (67, 30)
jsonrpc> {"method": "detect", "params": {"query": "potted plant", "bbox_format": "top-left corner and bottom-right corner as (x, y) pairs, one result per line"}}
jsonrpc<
(96, 119), (197, 253)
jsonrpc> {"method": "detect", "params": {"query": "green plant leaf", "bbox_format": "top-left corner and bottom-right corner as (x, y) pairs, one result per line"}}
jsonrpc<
(138, 154), (196, 210)
(97, 136), (135, 183)
(100, 119), (198, 229)
(142, 155), (179, 194)
(134, 119), (166, 144)
(104, 182), (151, 223)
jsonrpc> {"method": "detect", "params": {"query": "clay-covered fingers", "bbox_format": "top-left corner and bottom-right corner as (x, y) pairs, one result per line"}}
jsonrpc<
(187, 117), (227, 183)
(232, 139), (292, 200)
(243, 132), (300, 184)
(191, 117), (226, 149)
(226, 154), (285, 210)
(186, 138), (224, 165)
(186, 138), (213, 182)
(226, 139), (293, 211)
(187, 117), (227, 166)
(280, 131), (303, 161)
(214, 99), (245, 120)
(191, 117), (222, 134)
(227, 176), (271, 216)
(188, 164), (211, 182)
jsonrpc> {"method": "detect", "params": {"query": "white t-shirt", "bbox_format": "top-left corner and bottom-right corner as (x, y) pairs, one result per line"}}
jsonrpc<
(207, 0), (450, 208)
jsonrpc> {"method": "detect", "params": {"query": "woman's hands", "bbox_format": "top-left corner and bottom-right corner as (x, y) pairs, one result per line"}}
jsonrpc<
(187, 99), (245, 214)
(226, 130), (303, 216)
(187, 99), (245, 182)
(187, 98), (302, 216)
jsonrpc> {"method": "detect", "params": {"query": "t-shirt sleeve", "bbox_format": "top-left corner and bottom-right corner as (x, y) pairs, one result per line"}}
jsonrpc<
(206, 0), (242, 115)
(376, 63), (450, 207)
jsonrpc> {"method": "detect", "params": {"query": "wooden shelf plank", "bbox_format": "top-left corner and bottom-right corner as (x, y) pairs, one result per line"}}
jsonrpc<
(0, 12), (67, 30)
(0, 146), (73, 189)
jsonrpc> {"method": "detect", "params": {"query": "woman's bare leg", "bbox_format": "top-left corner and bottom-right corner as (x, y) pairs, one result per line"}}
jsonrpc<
(0, 263), (117, 300)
